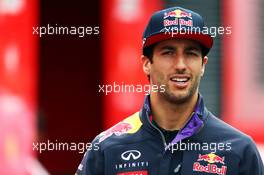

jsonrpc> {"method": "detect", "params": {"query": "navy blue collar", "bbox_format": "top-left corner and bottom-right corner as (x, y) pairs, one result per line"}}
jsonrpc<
(140, 93), (207, 148)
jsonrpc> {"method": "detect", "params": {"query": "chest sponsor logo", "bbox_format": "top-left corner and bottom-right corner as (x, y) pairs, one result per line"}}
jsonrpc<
(193, 153), (227, 175)
(117, 170), (148, 175)
(121, 150), (141, 161)
(115, 150), (149, 171)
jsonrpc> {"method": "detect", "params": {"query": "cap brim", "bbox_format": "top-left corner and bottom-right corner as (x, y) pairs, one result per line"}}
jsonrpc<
(143, 33), (213, 51)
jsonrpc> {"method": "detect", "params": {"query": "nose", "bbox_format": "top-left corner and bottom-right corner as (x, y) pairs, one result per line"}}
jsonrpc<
(173, 54), (187, 73)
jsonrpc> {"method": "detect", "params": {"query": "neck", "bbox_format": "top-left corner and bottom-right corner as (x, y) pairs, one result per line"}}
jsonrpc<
(150, 92), (198, 131)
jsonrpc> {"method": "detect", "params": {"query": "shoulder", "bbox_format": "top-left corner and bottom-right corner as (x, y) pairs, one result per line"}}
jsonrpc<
(203, 112), (252, 141)
(200, 112), (259, 156)
(92, 111), (144, 150)
(192, 111), (263, 164)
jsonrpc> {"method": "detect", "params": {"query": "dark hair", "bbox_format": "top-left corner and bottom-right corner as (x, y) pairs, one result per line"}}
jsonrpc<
(142, 44), (156, 63)
(142, 44), (156, 81)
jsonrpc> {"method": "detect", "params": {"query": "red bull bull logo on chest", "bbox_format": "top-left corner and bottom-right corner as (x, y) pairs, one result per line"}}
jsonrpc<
(99, 122), (133, 143)
(98, 112), (142, 143)
(193, 153), (227, 175)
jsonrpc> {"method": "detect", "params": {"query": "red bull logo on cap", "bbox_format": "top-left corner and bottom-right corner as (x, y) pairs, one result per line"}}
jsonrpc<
(163, 9), (193, 27)
(164, 9), (192, 19)
(193, 153), (227, 175)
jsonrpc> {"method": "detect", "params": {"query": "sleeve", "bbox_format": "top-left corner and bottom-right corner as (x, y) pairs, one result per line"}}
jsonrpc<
(75, 137), (104, 175)
(238, 137), (264, 175)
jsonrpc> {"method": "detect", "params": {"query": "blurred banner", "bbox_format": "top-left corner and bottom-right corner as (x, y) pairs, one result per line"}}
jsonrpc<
(0, 0), (38, 174)
(222, 0), (264, 143)
(102, 0), (163, 129)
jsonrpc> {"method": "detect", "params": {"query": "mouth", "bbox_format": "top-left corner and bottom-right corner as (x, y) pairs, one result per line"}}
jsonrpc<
(169, 75), (191, 89)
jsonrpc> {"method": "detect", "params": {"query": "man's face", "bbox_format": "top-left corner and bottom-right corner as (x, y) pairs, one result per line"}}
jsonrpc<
(143, 39), (208, 104)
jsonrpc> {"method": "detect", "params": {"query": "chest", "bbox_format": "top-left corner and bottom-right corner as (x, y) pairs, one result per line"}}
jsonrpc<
(103, 141), (239, 175)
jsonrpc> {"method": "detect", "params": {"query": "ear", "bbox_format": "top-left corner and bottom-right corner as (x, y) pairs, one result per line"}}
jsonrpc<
(201, 56), (208, 76)
(141, 55), (151, 76)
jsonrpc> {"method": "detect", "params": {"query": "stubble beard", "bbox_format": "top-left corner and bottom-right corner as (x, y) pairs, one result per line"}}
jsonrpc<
(159, 75), (201, 105)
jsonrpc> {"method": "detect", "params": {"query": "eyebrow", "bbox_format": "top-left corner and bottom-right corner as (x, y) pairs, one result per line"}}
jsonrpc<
(158, 45), (201, 52)
(159, 45), (176, 51)
(185, 46), (201, 52)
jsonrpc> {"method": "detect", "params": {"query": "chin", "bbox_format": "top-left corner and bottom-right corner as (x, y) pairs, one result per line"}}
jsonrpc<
(162, 90), (193, 104)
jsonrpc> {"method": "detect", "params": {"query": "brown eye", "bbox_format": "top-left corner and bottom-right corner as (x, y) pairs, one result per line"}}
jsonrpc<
(162, 50), (174, 55)
(186, 51), (199, 57)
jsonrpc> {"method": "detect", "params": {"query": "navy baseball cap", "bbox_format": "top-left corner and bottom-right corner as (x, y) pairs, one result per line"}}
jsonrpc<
(143, 7), (213, 55)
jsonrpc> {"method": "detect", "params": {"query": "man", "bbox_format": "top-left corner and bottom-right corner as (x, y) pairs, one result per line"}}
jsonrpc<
(76, 7), (264, 175)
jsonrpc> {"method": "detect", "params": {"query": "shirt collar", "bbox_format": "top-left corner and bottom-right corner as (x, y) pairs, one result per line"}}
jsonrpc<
(144, 93), (204, 119)
(143, 93), (205, 148)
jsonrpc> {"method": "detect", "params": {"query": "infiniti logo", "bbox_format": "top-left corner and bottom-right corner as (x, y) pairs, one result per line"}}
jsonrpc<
(116, 150), (148, 170)
(121, 150), (141, 161)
